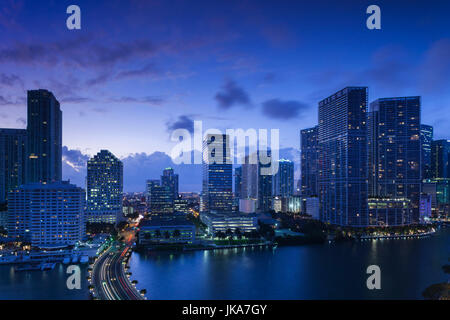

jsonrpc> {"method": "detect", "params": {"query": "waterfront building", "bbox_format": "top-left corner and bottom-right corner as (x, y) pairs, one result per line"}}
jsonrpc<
(86, 150), (123, 224)
(421, 125), (433, 180)
(149, 185), (174, 215)
(201, 134), (233, 214)
(367, 198), (411, 226)
(137, 217), (196, 245)
(145, 179), (160, 209)
(174, 197), (190, 215)
(200, 212), (258, 235)
(0, 129), (27, 205)
(422, 178), (450, 217)
(431, 139), (450, 179)
(287, 196), (302, 214)
(300, 126), (319, 197)
(369, 96), (421, 224)
(273, 159), (294, 197)
(420, 194), (432, 222)
(318, 87), (369, 226)
(8, 181), (85, 248)
(26, 89), (62, 184)
(161, 167), (179, 199)
(273, 197), (282, 213)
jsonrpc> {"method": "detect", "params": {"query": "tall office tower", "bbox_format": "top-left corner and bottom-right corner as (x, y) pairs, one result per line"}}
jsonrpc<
(145, 179), (160, 206)
(318, 87), (368, 226)
(257, 152), (273, 212)
(234, 166), (242, 198)
(86, 150), (123, 224)
(0, 129), (27, 205)
(241, 154), (259, 199)
(273, 159), (294, 197)
(26, 89), (62, 183)
(8, 181), (85, 248)
(300, 126), (319, 197)
(149, 185), (174, 215)
(431, 140), (450, 179)
(369, 97), (421, 224)
(161, 167), (179, 199)
(201, 134), (233, 214)
(421, 125), (433, 180)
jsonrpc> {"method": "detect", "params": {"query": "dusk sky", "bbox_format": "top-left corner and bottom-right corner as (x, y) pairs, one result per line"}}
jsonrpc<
(0, 0), (449, 191)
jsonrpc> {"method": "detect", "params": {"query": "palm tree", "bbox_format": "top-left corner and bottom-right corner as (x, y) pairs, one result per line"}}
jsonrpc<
(173, 229), (181, 238)
(154, 229), (162, 238)
(225, 228), (233, 240)
(164, 231), (171, 240)
(234, 228), (242, 240)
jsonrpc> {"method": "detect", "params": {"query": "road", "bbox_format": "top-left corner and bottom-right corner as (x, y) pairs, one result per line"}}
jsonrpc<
(91, 242), (144, 300)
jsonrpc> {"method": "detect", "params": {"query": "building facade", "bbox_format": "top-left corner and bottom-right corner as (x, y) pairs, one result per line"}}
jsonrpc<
(431, 139), (450, 179)
(86, 150), (123, 224)
(368, 97), (421, 224)
(0, 129), (27, 205)
(201, 134), (233, 214)
(273, 159), (294, 197)
(161, 167), (179, 199)
(201, 212), (258, 235)
(300, 126), (319, 197)
(150, 185), (174, 215)
(8, 181), (85, 248)
(26, 89), (62, 184)
(421, 124), (433, 180)
(318, 87), (369, 226)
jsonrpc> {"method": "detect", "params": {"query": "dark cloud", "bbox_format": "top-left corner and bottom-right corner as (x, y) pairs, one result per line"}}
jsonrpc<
(0, 73), (23, 87)
(110, 96), (165, 105)
(215, 80), (251, 109)
(261, 99), (309, 120)
(166, 115), (194, 133)
(116, 63), (160, 80)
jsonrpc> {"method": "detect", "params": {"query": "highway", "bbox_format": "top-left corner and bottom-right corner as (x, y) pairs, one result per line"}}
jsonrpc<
(91, 242), (145, 300)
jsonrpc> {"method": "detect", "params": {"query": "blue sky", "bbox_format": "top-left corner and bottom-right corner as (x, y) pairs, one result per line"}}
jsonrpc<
(0, 0), (449, 191)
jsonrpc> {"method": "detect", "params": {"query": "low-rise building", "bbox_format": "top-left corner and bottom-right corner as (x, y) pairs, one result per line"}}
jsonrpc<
(200, 212), (258, 235)
(137, 217), (195, 245)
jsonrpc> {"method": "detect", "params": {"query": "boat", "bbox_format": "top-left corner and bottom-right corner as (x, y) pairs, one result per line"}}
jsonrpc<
(79, 255), (89, 264)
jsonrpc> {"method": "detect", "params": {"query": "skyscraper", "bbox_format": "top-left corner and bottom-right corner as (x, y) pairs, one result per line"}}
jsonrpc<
(369, 96), (421, 224)
(257, 151), (273, 213)
(86, 150), (123, 224)
(431, 139), (450, 179)
(318, 87), (368, 226)
(241, 154), (259, 199)
(26, 89), (62, 183)
(161, 167), (179, 199)
(0, 129), (27, 205)
(273, 159), (294, 197)
(149, 185), (174, 215)
(145, 179), (160, 207)
(201, 134), (233, 214)
(300, 126), (319, 197)
(8, 181), (85, 248)
(421, 124), (433, 180)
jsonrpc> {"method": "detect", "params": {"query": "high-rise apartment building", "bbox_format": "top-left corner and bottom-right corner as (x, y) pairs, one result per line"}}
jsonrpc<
(318, 87), (369, 226)
(431, 139), (450, 179)
(161, 167), (179, 199)
(421, 124), (433, 180)
(273, 159), (294, 197)
(26, 89), (62, 183)
(369, 97), (421, 224)
(0, 129), (27, 205)
(86, 150), (123, 224)
(201, 134), (233, 214)
(300, 126), (319, 197)
(8, 181), (85, 248)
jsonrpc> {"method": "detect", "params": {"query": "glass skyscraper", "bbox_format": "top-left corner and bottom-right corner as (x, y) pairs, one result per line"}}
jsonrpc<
(0, 129), (27, 205)
(201, 134), (233, 214)
(257, 151), (273, 213)
(161, 167), (179, 199)
(431, 139), (450, 179)
(86, 150), (123, 224)
(421, 124), (433, 180)
(26, 89), (62, 183)
(273, 159), (294, 197)
(369, 96), (421, 224)
(318, 87), (368, 227)
(234, 166), (242, 199)
(300, 126), (319, 197)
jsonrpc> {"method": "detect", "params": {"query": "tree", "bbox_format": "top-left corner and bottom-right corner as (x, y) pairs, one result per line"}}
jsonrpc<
(234, 228), (242, 240)
(154, 229), (162, 238)
(225, 228), (233, 240)
(216, 231), (226, 239)
(164, 231), (171, 239)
